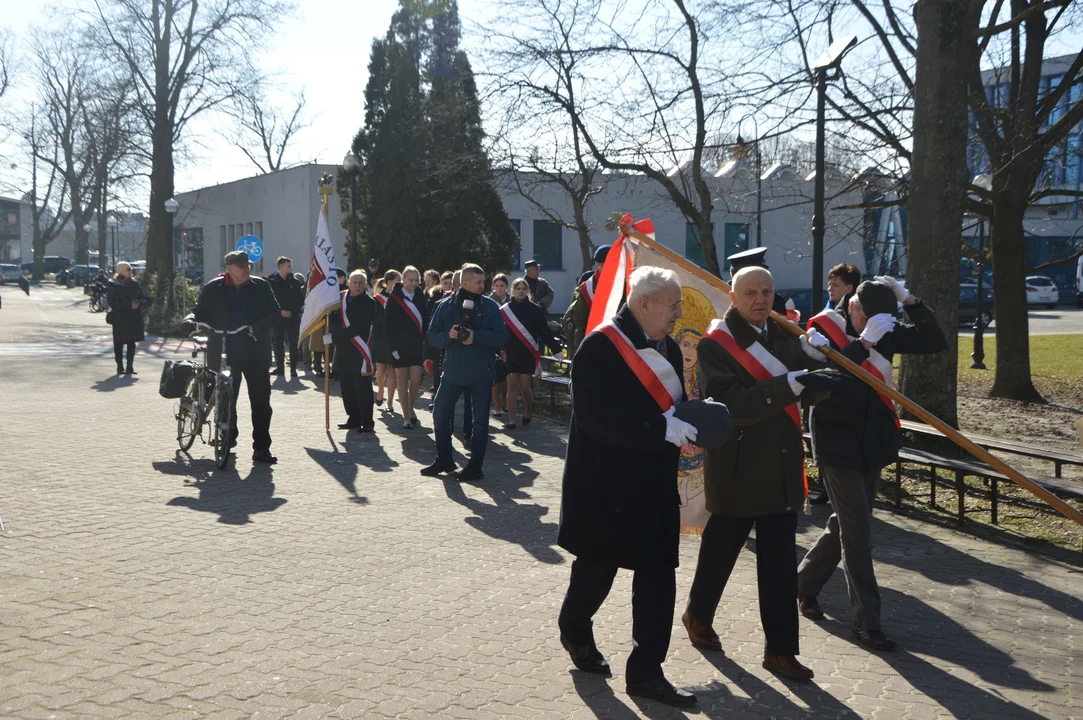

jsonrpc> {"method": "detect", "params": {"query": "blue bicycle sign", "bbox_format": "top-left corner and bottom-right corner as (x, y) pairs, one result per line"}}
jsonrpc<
(236, 234), (264, 262)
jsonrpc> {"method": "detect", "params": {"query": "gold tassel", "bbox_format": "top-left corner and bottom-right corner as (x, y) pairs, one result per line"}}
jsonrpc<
(804, 497), (812, 516)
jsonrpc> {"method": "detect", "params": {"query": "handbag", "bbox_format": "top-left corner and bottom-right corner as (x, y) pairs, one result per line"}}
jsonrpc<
(106, 310), (114, 325)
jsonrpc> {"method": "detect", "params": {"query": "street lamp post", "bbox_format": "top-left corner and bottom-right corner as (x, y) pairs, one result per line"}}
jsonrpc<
(343, 152), (362, 270)
(107, 215), (118, 270)
(971, 173), (993, 370)
(164, 198), (180, 312)
(811, 35), (858, 312)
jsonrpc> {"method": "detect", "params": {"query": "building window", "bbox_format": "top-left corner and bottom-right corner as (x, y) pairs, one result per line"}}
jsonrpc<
(685, 223), (707, 268)
(509, 219), (521, 270)
(227, 224), (237, 268)
(219, 225), (227, 266)
(532, 219), (562, 270)
(723, 223), (749, 267)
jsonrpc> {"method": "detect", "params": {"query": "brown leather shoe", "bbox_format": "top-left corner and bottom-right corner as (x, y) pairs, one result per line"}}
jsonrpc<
(682, 611), (722, 652)
(799, 596), (825, 621)
(762, 654), (814, 682)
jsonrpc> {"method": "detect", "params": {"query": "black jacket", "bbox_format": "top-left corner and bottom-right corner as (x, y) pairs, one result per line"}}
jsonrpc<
(385, 283), (428, 356)
(502, 297), (560, 369)
(108, 277), (146, 344)
(266, 271), (305, 316)
(809, 299), (948, 471)
(330, 290), (377, 370)
(192, 276), (281, 369)
(557, 305), (686, 570)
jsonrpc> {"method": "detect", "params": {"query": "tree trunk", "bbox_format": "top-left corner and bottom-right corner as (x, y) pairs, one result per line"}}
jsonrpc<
(697, 215), (719, 277)
(572, 194), (592, 275)
(98, 193), (108, 270)
(31, 213), (45, 282)
(898, 0), (979, 428)
(147, 116), (175, 275)
(989, 199), (1043, 401)
(71, 187), (87, 266)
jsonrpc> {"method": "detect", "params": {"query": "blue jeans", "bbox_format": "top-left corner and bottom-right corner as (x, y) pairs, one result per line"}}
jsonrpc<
(434, 378), (491, 468)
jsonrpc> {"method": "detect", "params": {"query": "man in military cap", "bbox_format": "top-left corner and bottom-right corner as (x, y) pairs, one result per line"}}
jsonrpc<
(727, 247), (788, 315)
(523, 260), (555, 311)
(564, 245), (611, 356)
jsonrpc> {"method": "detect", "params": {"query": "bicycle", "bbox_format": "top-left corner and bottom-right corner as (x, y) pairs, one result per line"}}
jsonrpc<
(176, 321), (253, 469)
(88, 281), (109, 313)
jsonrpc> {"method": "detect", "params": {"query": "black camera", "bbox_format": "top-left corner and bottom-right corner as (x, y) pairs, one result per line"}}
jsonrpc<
(453, 298), (475, 344)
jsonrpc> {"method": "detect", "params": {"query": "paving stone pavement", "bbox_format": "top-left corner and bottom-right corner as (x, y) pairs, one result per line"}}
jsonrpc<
(1, 284), (1081, 719)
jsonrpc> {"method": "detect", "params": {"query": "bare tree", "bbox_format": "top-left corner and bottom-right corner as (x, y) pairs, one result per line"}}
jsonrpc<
(20, 109), (71, 280)
(229, 81), (310, 174)
(480, 0), (739, 276)
(91, 0), (289, 275)
(0, 29), (12, 106)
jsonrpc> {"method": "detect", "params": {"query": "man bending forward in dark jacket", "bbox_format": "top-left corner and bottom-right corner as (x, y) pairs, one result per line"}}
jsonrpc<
(798, 277), (946, 652)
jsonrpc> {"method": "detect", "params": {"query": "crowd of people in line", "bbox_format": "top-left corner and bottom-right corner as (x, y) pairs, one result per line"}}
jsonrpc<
(99, 238), (949, 709)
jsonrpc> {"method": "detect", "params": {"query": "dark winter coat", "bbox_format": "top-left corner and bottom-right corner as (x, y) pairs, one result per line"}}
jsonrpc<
(107, 277), (146, 344)
(809, 299), (948, 471)
(266, 270), (305, 316)
(192, 276), (281, 370)
(385, 283), (428, 358)
(501, 297), (560, 373)
(330, 290), (378, 372)
(427, 290), (509, 385)
(699, 307), (824, 518)
(557, 304), (686, 570)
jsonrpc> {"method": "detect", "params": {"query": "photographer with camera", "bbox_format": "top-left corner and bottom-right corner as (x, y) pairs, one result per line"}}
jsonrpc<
(421, 263), (509, 482)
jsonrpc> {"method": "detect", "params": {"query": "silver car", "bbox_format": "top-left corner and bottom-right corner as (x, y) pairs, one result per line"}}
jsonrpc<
(0, 264), (22, 284)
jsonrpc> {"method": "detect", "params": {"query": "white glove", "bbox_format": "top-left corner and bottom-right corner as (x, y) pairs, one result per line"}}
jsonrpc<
(875, 275), (910, 303)
(859, 313), (896, 344)
(799, 335), (827, 362)
(787, 370), (807, 396)
(392, 350), (400, 360)
(663, 407), (698, 448)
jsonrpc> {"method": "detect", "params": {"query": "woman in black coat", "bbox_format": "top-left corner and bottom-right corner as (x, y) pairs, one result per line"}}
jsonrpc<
(499, 277), (559, 428)
(385, 266), (428, 428)
(107, 262), (146, 376)
(371, 272), (399, 410)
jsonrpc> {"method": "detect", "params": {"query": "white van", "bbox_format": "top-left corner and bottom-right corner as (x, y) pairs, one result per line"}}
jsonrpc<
(1077, 255), (1083, 308)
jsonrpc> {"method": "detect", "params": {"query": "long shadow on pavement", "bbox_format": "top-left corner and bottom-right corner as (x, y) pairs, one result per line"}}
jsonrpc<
(154, 451), (287, 524)
(871, 518), (1083, 620)
(304, 431), (400, 504)
(91, 374), (139, 392)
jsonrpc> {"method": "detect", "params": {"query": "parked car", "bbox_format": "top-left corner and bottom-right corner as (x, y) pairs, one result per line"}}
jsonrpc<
(57, 264), (100, 286)
(1024, 275), (1059, 309)
(777, 288), (830, 325)
(22, 256), (73, 276)
(0, 263), (22, 284)
(959, 283), (995, 327)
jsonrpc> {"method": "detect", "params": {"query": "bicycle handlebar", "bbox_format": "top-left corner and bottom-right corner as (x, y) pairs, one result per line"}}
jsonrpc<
(189, 320), (254, 338)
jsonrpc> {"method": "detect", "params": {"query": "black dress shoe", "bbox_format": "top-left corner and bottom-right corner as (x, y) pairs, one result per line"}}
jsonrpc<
(271, 367), (284, 376)
(252, 451), (277, 464)
(809, 489), (830, 505)
(853, 628), (897, 652)
(357, 425), (375, 433)
(338, 422), (359, 430)
(456, 465), (484, 482)
(625, 676), (697, 707)
(124, 368), (137, 375)
(559, 635), (610, 676)
(420, 460), (457, 476)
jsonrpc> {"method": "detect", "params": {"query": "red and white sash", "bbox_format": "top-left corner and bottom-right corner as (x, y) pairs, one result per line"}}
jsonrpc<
(340, 290), (373, 373)
(704, 317), (808, 498)
(807, 311), (899, 427)
(579, 275), (596, 311)
(593, 320), (682, 412)
(375, 293), (388, 308)
(501, 304), (542, 377)
(391, 291), (423, 334)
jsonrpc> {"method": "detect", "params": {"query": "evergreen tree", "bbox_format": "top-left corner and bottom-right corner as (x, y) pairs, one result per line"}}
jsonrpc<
(348, 0), (516, 274)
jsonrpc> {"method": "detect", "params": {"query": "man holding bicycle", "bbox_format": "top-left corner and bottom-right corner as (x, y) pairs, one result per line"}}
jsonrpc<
(193, 251), (282, 464)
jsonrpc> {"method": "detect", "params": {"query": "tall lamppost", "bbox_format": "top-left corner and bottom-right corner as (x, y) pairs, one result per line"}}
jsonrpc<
(343, 151), (362, 270)
(811, 35), (858, 311)
(107, 215), (118, 269)
(971, 173), (993, 369)
(82, 222), (92, 265)
(164, 198), (181, 312)
(736, 117), (763, 249)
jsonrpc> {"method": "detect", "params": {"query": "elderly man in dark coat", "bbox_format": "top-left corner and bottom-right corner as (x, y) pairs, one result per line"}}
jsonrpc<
(682, 266), (829, 683)
(330, 270), (379, 433)
(557, 266), (699, 708)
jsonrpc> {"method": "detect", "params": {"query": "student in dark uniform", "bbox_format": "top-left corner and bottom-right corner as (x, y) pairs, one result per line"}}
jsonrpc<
(372, 271), (399, 411)
(330, 270), (378, 432)
(387, 265), (428, 429)
(499, 277), (560, 429)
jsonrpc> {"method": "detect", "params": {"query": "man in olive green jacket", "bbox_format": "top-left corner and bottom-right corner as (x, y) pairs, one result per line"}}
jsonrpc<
(681, 267), (829, 684)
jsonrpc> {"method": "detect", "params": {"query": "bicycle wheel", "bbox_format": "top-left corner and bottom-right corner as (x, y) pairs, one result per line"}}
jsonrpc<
(177, 399), (198, 451)
(213, 378), (233, 469)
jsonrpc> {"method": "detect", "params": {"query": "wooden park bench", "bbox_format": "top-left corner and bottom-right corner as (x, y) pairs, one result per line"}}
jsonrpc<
(893, 421), (1083, 526)
(536, 371), (571, 414)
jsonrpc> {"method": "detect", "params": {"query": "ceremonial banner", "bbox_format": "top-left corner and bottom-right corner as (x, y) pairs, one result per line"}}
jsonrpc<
(632, 238), (731, 535)
(298, 206), (340, 343)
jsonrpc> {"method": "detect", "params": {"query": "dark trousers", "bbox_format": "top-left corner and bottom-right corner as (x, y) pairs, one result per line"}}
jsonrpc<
(558, 557), (676, 684)
(454, 391), (473, 438)
(273, 320), (300, 371)
(687, 512), (799, 656)
(797, 466), (882, 630)
(228, 360), (273, 453)
(113, 341), (135, 369)
(433, 378), (489, 467)
(340, 368), (374, 429)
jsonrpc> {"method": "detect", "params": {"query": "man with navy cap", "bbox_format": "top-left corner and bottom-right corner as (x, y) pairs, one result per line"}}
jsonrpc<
(565, 245), (611, 356)
(523, 260), (554, 311)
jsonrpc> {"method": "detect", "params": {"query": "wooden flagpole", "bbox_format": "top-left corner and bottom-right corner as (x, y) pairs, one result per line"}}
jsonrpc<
(620, 219), (1083, 528)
